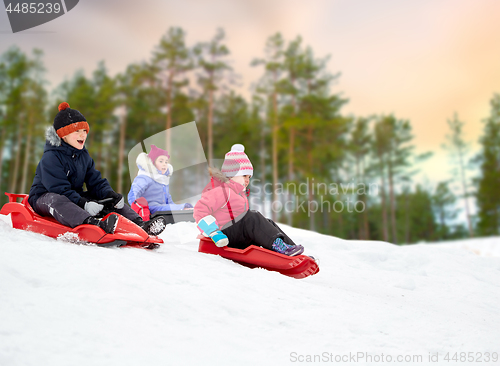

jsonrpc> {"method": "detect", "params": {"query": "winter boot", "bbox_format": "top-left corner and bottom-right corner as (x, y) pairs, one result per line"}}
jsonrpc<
(135, 216), (167, 236)
(271, 237), (304, 256)
(84, 214), (119, 234)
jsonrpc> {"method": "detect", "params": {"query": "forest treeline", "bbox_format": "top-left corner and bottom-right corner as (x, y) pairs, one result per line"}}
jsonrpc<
(1, 27), (499, 244)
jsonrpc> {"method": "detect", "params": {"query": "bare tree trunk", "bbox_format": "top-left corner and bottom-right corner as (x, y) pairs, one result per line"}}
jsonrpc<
(337, 197), (344, 235)
(9, 123), (23, 193)
(388, 161), (398, 244)
(378, 154), (389, 242)
(404, 189), (410, 243)
(97, 137), (103, 177)
(117, 112), (127, 194)
(103, 132), (111, 185)
(20, 114), (33, 193)
(0, 125), (7, 192)
(271, 79), (278, 222)
(208, 87), (214, 165)
(307, 126), (315, 231)
(361, 158), (370, 239)
(260, 120), (266, 214)
(287, 127), (295, 226)
(356, 154), (364, 239)
(458, 147), (474, 237)
(287, 87), (296, 226)
(166, 69), (174, 151)
(88, 130), (95, 154)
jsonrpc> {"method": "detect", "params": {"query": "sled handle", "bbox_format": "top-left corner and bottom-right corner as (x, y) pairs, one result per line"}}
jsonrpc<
(97, 198), (114, 205)
(5, 192), (29, 204)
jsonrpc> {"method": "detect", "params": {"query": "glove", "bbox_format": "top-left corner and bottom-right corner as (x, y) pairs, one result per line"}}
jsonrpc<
(197, 215), (229, 247)
(107, 191), (124, 209)
(184, 203), (193, 210)
(208, 230), (229, 247)
(84, 201), (104, 216)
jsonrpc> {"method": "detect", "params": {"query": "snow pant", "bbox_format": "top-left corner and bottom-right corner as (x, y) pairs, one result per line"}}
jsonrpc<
(34, 192), (141, 228)
(221, 210), (296, 250)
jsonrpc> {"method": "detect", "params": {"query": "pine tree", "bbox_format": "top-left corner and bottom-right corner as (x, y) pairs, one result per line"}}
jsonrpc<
(0, 47), (47, 201)
(432, 182), (457, 240)
(475, 94), (500, 235)
(193, 28), (233, 164)
(373, 115), (415, 244)
(252, 33), (285, 221)
(432, 181), (457, 240)
(349, 117), (372, 239)
(443, 112), (474, 237)
(152, 27), (193, 150)
(116, 62), (163, 194)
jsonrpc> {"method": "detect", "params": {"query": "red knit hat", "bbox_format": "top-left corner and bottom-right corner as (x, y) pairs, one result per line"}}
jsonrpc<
(221, 144), (253, 177)
(148, 144), (170, 164)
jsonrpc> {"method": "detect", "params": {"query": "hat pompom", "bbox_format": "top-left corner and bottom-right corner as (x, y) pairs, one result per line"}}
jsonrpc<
(58, 102), (70, 111)
(231, 144), (245, 152)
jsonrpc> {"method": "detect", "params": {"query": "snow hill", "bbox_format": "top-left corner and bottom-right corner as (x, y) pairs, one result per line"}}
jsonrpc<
(0, 214), (499, 366)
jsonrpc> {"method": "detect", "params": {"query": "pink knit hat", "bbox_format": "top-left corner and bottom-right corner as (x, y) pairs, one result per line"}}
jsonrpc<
(148, 144), (170, 164)
(221, 144), (253, 177)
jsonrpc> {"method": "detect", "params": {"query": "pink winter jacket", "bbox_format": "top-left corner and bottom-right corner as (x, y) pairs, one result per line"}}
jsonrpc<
(193, 168), (249, 229)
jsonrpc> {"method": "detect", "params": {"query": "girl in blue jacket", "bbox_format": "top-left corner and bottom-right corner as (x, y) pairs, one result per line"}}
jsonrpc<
(128, 145), (192, 214)
(28, 102), (167, 235)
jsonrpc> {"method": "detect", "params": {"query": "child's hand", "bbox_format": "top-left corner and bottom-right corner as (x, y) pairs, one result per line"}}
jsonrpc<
(84, 201), (104, 216)
(197, 215), (229, 247)
(209, 230), (229, 247)
(107, 191), (124, 209)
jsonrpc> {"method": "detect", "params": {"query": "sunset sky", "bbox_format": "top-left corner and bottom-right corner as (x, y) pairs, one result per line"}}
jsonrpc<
(1, 0), (500, 192)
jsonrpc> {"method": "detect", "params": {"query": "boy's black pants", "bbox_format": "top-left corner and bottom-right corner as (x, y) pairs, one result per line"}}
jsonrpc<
(34, 192), (141, 228)
(221, 210), (296, 250)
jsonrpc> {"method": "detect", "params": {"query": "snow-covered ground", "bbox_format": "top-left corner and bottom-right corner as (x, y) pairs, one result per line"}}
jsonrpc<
(0, 214), (499, 366)
(434, 236), (500, 258)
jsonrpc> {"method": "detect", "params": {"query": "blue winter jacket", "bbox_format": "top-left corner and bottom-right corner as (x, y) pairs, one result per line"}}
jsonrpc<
(28, 126), (113, 209)
(127, 152), (187, 213)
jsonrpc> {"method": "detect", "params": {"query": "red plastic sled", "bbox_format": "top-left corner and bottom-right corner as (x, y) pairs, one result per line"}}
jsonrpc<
(198, 236), (319, 279)
(0, 193), (163, 249)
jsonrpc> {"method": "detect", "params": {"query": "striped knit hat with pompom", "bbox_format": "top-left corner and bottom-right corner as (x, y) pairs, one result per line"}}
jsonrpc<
(221, 144), (253, 177)
(53, 102), (89, 138)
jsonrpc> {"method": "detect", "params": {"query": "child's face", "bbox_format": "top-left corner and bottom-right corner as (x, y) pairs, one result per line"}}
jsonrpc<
(154, 155), (170, 174)
(231, 175), (250, 189)
(62, 129), (87, 150)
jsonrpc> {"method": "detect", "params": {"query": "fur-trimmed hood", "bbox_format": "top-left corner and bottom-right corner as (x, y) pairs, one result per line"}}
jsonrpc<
(208, 166), (229, 183)
(136, 152), (173, 186)
(45, 126), (62, 147)
(206, 166), (246, 194)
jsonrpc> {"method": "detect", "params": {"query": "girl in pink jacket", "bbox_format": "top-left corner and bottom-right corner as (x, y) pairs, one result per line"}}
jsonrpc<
(194, 144), (304, 256)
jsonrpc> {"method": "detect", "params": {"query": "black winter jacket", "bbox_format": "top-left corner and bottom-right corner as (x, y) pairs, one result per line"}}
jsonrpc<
(28, 126), (113, 209)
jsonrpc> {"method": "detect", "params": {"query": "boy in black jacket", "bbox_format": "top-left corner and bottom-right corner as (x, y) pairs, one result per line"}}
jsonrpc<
(28, 102), (166, 235)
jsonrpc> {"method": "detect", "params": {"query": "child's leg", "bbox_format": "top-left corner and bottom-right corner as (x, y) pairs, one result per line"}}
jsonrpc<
(222, 210), (286, 250)
(34, 193), (90, 228)
(220, 218), (253, 250)
(265, 219), (296, 246)
(113, 205), (166, 236)
(112, 205), (142, 223)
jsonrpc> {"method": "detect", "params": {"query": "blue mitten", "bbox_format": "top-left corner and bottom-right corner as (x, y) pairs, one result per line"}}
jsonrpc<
(209, 231), (229, 247)
(197, 215), (229, 247)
